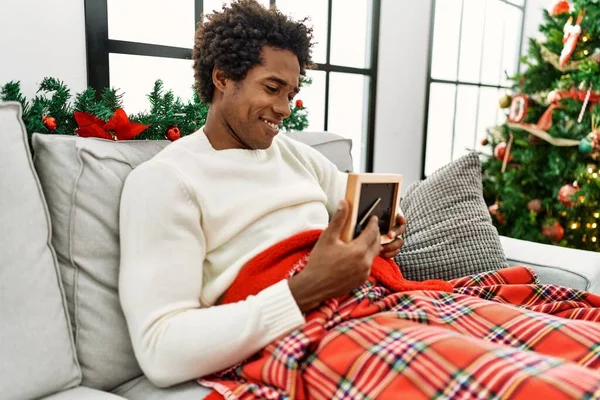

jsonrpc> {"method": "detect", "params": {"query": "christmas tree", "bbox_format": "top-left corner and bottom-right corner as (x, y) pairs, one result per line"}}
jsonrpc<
(1, 77), (311, 146)
(482, 0), (600, 251)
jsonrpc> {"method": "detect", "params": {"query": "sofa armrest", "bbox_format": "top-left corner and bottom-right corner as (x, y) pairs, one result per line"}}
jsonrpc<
(500, 236), (600, 294)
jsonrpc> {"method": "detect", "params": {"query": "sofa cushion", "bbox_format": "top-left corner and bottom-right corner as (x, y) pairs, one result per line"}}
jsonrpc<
(33, 134), (169, 390)
(285, 131), (353, 172)
(112, 376), (212, 400)
(396, 153), (509, 281)
(42, 387), (126, 400)
(0, 102), (81, 400)
(500, 236), (600, 294)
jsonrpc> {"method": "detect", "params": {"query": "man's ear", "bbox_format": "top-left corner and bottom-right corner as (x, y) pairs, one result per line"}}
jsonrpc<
(212, 67), (228, 94)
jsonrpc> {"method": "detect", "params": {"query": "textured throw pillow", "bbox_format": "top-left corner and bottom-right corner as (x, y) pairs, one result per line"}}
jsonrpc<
(395, 153), (508, 281)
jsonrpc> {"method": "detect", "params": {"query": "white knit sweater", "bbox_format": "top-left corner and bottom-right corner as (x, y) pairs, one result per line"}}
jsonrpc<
(119, 129), (347, 387)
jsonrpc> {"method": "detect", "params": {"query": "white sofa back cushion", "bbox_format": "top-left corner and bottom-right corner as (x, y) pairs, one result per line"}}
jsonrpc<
(0, 102), (81, 399)
(31, 130), (351, 391)
(33, 134), (169, 390)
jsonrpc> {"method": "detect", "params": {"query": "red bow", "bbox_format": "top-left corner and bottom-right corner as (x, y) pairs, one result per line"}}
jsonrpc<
(74, 108), (149, 140)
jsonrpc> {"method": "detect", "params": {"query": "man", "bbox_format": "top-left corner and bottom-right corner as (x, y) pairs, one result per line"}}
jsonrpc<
(119, 0), (406, 388)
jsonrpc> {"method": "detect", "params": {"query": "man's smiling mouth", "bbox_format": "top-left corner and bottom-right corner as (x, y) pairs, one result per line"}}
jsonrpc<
(260, 118), (280, 131)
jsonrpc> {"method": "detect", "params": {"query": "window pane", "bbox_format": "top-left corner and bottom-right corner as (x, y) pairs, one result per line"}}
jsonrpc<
(295, 70), (326, 132)
(330, 0), (371, 68)
(457, 0), (486, 83)
(109, 54), (195, 114)
(431, 0), (462, 81)
(480, 0), (505, 86)
(452, 85), (479, 160)
(108, 0), (195, 48)
(425, 83), (456, 176)
(275, 0), (328, 64)
(328, 73), (369, 172)
(476, 86), (501, 155)
(501, 6), (523, 85)
(203, 0), (271, 17)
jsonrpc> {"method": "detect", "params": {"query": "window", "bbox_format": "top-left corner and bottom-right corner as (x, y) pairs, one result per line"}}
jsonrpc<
(423, 0), (526, 176)
(84, 0), (381, 172)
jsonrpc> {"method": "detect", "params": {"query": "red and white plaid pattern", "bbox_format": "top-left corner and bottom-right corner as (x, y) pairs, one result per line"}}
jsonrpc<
(200, 266), (600, 399)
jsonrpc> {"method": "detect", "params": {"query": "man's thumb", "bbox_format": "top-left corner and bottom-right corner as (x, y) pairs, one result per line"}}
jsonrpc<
(327, 200), (349, 236)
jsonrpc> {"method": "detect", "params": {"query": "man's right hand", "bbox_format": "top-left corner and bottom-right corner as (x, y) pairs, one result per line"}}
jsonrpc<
(288, 200), (381, 313)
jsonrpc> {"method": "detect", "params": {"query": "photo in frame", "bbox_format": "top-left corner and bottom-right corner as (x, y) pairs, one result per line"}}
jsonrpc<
(341, 173), (403, 243)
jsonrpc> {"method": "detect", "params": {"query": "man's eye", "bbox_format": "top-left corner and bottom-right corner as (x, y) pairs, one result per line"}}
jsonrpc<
(265, 86), (277, 93)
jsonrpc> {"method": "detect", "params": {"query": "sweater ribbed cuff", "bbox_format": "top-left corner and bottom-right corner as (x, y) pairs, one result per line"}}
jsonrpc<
(257, 280), (306, 340)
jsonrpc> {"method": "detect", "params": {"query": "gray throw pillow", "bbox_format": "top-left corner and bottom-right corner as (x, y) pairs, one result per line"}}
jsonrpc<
(395, 153), (508, 281)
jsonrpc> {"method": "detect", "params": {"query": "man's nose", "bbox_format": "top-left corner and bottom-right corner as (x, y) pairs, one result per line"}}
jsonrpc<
(273, 97), (291, 119)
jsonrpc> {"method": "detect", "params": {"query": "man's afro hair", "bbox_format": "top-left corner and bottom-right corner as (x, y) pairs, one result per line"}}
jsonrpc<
(193, 0), (314, 103)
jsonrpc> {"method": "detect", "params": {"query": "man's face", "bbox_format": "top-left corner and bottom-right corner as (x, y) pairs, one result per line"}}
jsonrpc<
(220, 46), (300, 150)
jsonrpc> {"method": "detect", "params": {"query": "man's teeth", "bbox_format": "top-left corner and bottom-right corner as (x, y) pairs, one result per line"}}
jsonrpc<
(261, 119), (278, 130)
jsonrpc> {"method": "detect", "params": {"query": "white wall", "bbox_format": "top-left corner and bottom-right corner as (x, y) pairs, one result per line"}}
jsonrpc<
(0, 0), (87, 101)
(373, 0), (432, 187)
(521, 0), (554, 56)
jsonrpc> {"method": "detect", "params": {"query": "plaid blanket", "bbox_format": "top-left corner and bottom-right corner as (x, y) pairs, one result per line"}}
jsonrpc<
(200, 234), (600, 399)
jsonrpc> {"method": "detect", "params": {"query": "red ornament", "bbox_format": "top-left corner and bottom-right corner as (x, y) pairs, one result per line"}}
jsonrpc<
(551, 0), (571, 16)
(508, 94), (529, 123)
(166, 125), (181, 141)
(489, 204), (504, 224)
(494, 142), (513, 162)
(43, 115), (57, 131)
(295, 99), (304, 108)
(558, 184), (579, 207)
(542, 220), (565, 242)
(74, 109), (149, 141)
(496, 211), (505, 224)
(527, 199), (543, 213)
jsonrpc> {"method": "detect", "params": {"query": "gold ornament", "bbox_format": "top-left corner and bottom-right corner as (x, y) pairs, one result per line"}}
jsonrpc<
(499, 94), (512, 109)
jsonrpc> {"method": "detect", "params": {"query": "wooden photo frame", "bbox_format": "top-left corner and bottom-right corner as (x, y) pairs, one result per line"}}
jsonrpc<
(341, 173), (403, 243)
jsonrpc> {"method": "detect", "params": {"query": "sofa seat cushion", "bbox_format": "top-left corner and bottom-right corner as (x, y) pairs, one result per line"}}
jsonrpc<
(112, 376), (212, 400)
(42, 387), (126, 400)
(500, 236), (600, 294)
(0, 102), (81, 400)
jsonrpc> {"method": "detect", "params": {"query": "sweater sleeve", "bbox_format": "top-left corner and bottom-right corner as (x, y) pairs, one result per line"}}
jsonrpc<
(118, 161), (305, 388)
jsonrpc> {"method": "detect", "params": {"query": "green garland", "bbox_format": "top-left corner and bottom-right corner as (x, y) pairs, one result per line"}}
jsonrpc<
(0, 76), (311, 143)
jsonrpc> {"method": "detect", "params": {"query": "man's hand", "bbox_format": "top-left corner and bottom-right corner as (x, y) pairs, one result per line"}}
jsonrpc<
(288, 200), (381, 313)
(380, 214), (407, 259)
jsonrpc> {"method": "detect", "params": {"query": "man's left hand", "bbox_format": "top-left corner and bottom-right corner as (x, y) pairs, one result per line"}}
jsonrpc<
(380, 214), (406, 259)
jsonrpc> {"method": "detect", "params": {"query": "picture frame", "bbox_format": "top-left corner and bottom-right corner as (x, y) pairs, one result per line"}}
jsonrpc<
(341, 173), (403, 243)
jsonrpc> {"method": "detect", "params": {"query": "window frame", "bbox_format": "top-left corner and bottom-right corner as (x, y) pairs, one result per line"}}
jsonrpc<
(83, 0), (381, 172)
(421, 0), (528, 178)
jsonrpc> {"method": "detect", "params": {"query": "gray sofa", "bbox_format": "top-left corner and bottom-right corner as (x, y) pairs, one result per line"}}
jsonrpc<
(2, 101), (600, 399)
